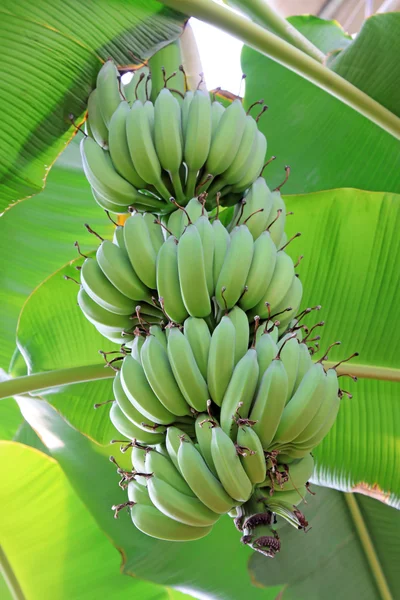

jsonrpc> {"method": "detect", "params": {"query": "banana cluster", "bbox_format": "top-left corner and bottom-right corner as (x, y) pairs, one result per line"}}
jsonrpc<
(82, 59), (267, 214)
(108, 314), (341, 547)
(78, 183), (300, 343)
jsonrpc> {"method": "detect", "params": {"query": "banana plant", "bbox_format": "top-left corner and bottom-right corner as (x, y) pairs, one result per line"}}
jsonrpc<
(0, 1), (399, 599)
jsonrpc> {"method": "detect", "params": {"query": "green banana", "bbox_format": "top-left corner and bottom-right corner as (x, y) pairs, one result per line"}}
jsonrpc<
(215, 225), (254, 310)
(144, 449), (194, 496)
(277, 336), (300, 403)
(80, 258), (134, 315)
(156, 236), (188, 323)
(220, 349), (259, 439)
(195, 414), (218, 476)
(96, 59), (123, 127)
(267, 191), (286, 247)
(87, 89), (108, 149)
(292, 342), (313, 393)
(126, 100), (170, 200)
(177, 224), (211, 318)
(181, 91), (194, 137)
(124, 213), (157, 289)
(154, 88), (185, 201)
(166, 209), (186, 239)
(250, 358), (289, 449)
(131, 503), (213, 541)
(127, 480), (153, 505)
(91, 188), (129, 214)
(272, 363), (327, 446)
(109, 402), (165, 444)
(194, 215), (215, 296)
(210, 101), (225, 136)
(207, 316), (236, 406)
(205, 99), (247, 176)
(130, 335), (144, 363)
(108, 101), (147, 188)
(211, 426), (252, 503)
(254, 331), (279, 387)
(229, 131), (267, 195)
(96, 239), (151, 302)
(147, 476), (219, 527)
(184, 90), (212, 197)
(237, 425), (266, 484)
(81, 137), (143, 207)
(178, 438), (235, 514)
(249, 251), (295, 319)
(212, 218), (230, 288)
(121, 355), (175, 424)
(268, 486), (307, 506)
(143, 213), (165, 252)
(275, 454), (314, 492)
(148, 40), (185, 103)
(123, 66), (150, 104)
(239, 177), (274, 240)
(113, 371), (165, 432)
(185, 196), (204, 224)
(165, 427), (193, 472)
(183, 317), (211, 379)
(167, 327), (209, 412)
(239, 231), (277, 311)
(77, 288), (132, 330)
(228, 306), (250, 365)
(141, 334), (190, 416)
(148, 325), (167, 350)
(112, 226), (125, 250)
(275, 277), (304, 335)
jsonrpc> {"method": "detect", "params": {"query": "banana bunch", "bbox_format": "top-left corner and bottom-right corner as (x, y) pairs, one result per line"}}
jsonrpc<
(82, 58), (267, 214)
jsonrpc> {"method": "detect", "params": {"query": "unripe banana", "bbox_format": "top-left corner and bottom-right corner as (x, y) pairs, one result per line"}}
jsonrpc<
(126, 100), (171, 200)
(178, 224), (211, 318)
(277, 336), (300, 403)
(167, 327), (209, 412)
(124, 213), (157, 289)
(215, 225), (254, 310)
(178, 439), (235, 514)
(210, 101), (225, 136)
(112, 226), (125, 250)
(220, 349), (259, 439)
(240, 177), (274, 240)
(184, 317), (211, 379)
(207, 316), (236, 406)
(264, 486), (306, 507)
(194, 215), (215, 295)
(250, 358), (289, 449)
(121, 355), (175, 424)
(195, 414), (219, 476)
(154, 88), (185, 202)
(254, 331), (279, 387)
(211, 426), (252, 502)
(212, 218), (230, 288)
(185, 197), (204, 223)
(275, 454), (314, 492)
(184, 90), (212, 197)
(113, 371), (164, 433)
(130, 335), (144, 363)
(147, 476), (220, 527)
(96, 59), (123, 127)
(87, 89), (108, 149)
(148, 325), (167, 350)
(272, 363), (327, 446)
(267, 191), (286, 247)
(292, 342), (313, 394)
(205, 100), (247, 176)
(165, 427), (194, 472)
(143, 213), (165, 252)
(80, 258), (134, 315)
(131, 503), (213, 541)
(156, 236), (188, 323)
(275, 277), (304, 335)
(229, 131), (267, 195)
(148, 40), (185, 103)
(239, 231), (277, 311)
(228, 306), (250, 365)
(237, 425), (266, 484)
(123, 66), (150, 104)
(127, 480), (152, 505)
(108, 101), (147, 188)
(96, 240), (151, 302)
(249, 251), (295, 319)
(91, 188), (129, 214)
(144, 449), (194, 496)
(181, 91), (194, 137)
(77, 288), (132, 330)
(109, 402), (165, 444)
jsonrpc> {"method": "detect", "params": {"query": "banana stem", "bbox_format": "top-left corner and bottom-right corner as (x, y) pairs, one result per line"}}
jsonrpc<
(0, 546), (26, 600)
(0, 364), (114, 400)
(159, 0), (400, 140)
(225, 0), (325, 63)
(344, 493), (393, 600)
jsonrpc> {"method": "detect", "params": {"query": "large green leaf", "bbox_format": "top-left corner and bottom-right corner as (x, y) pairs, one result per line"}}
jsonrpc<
(0, 150), (113, 371)
(288, 15), (352, 54)
(0, 441), (179, 600)
(282, 188), (400, 507)
(0, 398), (22, 440)
(0, 1), (184, 209)
(331, 13), (400, 117)
(17, 260), (117, 445)
(242, 17), (400, 195)
(248, 486), (399, 599)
